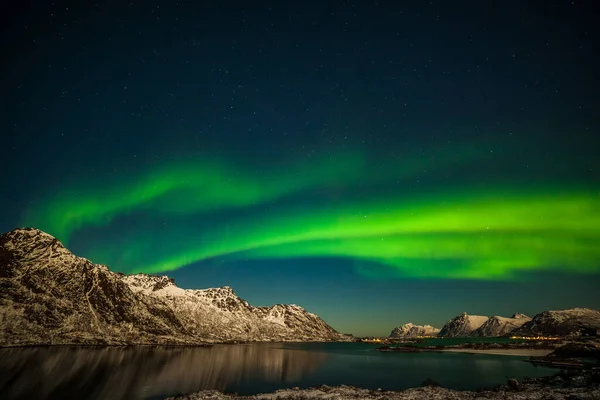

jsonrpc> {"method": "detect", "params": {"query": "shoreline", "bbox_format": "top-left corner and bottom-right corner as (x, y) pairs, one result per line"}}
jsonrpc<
(0, 339), (352, 349)
(440, 348), (554, 357)
(0, 343), (214, 349)
(375, 339), (563, 355)
(164, 370), (600, 400)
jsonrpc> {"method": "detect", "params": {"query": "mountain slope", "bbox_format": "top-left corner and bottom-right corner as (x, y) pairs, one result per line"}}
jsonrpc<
(121, 274), (345, 342)
(389, 323), (440, 338)
(0, 228), (347, 346)
(512, 308), (600, 337)
(0, 228), (192, 346)
(438, 313), (489, 337)
(472, 313), (531, 337)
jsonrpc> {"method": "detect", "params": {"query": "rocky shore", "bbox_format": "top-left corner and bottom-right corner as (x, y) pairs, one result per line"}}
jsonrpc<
(165, 370), (600, 399)
(375, 340), (560, 353)
(528, 342), (600, 369)
(376, 340), (600, 366)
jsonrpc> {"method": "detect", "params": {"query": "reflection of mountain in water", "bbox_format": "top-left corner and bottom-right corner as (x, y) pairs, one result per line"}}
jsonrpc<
(0, 344), (327, 400)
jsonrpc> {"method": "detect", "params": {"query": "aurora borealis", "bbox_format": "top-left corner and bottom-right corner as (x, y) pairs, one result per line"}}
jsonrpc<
(2, 1), (599, 335)
(23, 169), (600, 280)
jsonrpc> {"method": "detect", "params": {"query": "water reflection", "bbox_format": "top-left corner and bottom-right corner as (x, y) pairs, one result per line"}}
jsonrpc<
(0, 344), (327, 400)
(0, 343), (557, 400)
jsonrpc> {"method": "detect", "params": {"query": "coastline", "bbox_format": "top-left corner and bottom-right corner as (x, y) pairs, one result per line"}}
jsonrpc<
(164, 370), (600, 399)
(0, 339), (354, 349)
(0, 343), (214, 349)
(440, 348), (554, 357)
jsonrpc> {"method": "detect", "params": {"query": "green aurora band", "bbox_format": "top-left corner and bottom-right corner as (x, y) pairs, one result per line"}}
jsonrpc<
(22, 151), (365, 241)
(20, 146), (600, 280)
(132, 189), (600, 279)
(21, 142), (487, 242)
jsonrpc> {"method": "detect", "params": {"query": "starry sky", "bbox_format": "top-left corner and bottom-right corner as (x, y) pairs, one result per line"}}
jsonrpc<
(2, 1), (599, 336)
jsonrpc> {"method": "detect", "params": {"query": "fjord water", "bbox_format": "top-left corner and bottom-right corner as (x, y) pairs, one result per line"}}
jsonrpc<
(0, 343), (554, 400)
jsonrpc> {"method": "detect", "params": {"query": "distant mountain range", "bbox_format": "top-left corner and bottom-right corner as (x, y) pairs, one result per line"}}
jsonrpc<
(0, 228), (348, 346)
(513, 308), (600, 337)
(389, 323), (440, 338)
(390, 309), (600, 339)
(438, 312), (532, 337)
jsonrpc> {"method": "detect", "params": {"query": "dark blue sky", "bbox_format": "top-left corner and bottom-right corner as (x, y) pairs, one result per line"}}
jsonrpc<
(1, 1), (599, 336)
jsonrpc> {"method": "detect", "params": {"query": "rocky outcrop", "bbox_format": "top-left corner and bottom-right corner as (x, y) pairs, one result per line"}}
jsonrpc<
(513, 308), (600, 337)
(389, 323), (440, 338)
(472, 313), (531, 337)
(438, 313), (489, 337)
(0, 228), (348, 346)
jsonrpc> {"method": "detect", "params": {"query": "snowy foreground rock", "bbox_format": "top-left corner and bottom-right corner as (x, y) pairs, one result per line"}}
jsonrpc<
(0, 228), (349, 346)
(165, 379), (600, 400)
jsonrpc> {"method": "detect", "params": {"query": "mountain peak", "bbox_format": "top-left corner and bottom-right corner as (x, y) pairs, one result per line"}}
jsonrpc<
(202, 285), (238, 296)
(439, 313), (489, 337)
(1, 227), (62, 246)
(472, 314), (532, 337)
(6, 227), (53, 236)
(0, 228), (81, 274)
(122, 273), (178, 293)
(390, 322), (440, 338)
(514, 308), (600, 337)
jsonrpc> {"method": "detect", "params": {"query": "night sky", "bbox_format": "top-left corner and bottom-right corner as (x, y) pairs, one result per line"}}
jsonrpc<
(2, 1), (599, 336)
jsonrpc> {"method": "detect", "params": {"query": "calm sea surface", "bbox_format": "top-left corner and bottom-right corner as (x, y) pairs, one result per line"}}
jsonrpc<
(0, 342), (555, 400)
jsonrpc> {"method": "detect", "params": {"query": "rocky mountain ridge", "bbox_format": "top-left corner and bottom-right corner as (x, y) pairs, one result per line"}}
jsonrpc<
(513, 308), (600, 337)
(413, 309), (599, 338)
(120, 273), (343, 342)
(389, 323), (440, 338)
(438, 312), (489, 337)
(472, 313), (531, 337)
(0, 228), (348, 346)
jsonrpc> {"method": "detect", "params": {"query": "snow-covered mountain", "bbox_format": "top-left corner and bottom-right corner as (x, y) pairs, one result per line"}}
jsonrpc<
(0, 228), (348, 346)
(389, 323), (440, 338)
(472, 313), (531, 337)
(121, 274), (345, 342)
(512, 308), (600, 337)
(438, 313), (489, 337)
(437, 309), (600, 338)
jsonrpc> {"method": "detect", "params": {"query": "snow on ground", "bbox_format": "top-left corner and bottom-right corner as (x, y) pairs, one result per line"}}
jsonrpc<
(164, 384), (600, 400)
